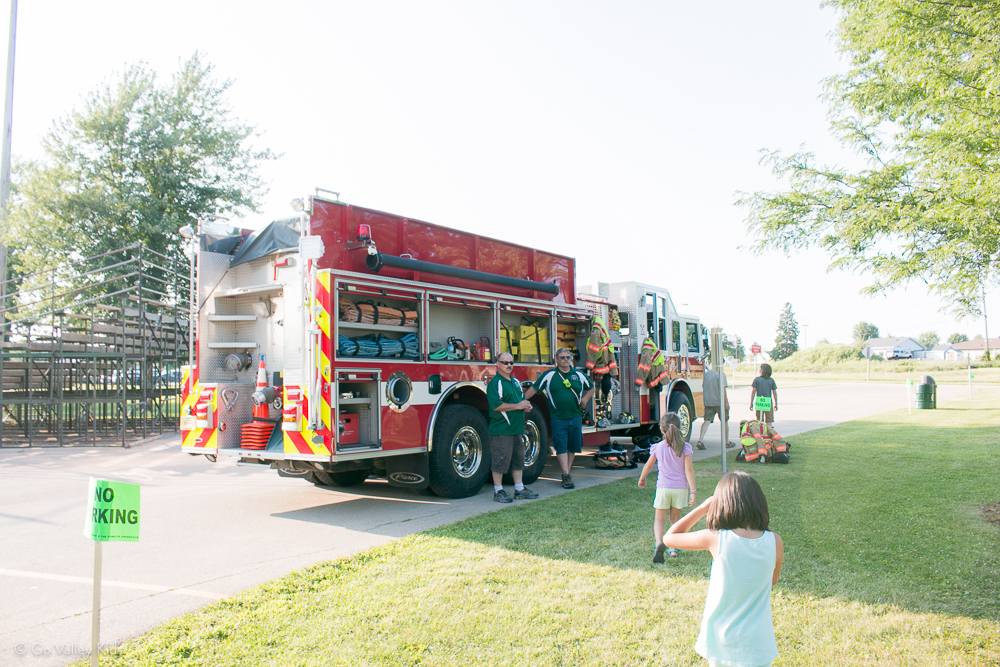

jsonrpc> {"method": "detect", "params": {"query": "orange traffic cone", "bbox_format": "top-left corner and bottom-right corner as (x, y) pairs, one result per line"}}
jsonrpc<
(241, 354), (276, 450)
(252, 354), (270, 420)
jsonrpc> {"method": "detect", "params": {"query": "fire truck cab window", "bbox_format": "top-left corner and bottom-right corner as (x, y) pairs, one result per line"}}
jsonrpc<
(428, 297), (495, 362)
(671, 320), (681, 352)
(686, 322), (699, 353)
(499, 309), (552, 365)
(336, 287), (420, 361)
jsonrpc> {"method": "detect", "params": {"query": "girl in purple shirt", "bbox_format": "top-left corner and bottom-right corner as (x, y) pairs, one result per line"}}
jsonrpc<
(638, 412), (697, 562)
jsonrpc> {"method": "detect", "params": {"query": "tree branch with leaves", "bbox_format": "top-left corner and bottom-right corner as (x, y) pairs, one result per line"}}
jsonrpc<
(740, 0), (1000, 316)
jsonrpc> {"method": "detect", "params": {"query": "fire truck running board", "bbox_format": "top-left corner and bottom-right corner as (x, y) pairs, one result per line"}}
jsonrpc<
(337, 442), (381, 452)
(583, 423), (639, 434)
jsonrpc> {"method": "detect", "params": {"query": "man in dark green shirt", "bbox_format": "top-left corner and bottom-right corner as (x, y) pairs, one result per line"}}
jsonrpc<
(525, 349), (595, 488)
(487, 352), (539, 503)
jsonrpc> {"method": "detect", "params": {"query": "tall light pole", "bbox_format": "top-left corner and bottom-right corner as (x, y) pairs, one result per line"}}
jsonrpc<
(984, 285), (990, 361)
(0, 0), (18, 335)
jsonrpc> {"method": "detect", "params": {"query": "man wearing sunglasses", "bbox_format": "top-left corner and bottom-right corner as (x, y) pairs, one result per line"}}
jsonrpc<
(525, 350), (595, 488)
(487, 353), (539, 503)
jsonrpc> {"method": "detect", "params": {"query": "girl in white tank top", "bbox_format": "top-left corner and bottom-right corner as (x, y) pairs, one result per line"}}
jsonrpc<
(664, 471), (784, 667)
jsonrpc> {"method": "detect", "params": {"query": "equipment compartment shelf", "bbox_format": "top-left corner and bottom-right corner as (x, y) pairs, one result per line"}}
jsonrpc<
(338, 397), (373, 405)
(338, 321), (418, 333)
(208, 314), (259, 322)
(215, 284), (283, 298)
(208, 342), (260, 349)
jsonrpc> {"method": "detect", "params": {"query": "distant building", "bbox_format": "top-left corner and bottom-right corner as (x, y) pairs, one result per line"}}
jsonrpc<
(914, 343), (959, 361)
(863, 337), (924, 359)
(950, 338), (1000, 361)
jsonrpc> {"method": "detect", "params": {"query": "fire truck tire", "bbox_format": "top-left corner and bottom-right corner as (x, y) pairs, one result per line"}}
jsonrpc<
(503, 415), (549, 485)
(429, 404), (490, 498)
(668, 392), (694, 441)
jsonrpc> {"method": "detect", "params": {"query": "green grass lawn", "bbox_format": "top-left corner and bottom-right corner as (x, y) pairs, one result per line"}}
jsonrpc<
(81, 396), (1000, 666)
(758, 359), (1000, 386)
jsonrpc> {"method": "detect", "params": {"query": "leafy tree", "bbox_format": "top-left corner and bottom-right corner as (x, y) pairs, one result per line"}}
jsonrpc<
(917, 331), (940, 348)
(741, 0), (1000, 316)
(771, 302), (799, 361)
(973, 334), (983, 340)
(948, 333), (969, 344)
(722, 334), (745, 363)
(852, 321), (879, 343)
(2, 53), (275, 282)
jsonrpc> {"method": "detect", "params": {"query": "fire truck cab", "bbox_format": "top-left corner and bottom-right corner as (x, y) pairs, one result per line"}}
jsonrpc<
(579, 282), (709, 440)
(181, 193), (707, 498)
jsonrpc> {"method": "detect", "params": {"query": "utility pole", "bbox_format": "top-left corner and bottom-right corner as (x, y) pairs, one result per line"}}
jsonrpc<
(0, 0), (17, 335)
(984, 285), (991, 361)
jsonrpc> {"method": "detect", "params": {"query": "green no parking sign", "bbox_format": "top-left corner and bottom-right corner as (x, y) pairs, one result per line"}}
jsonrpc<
(84, 478), (140, 667)
(84, 478), (140, 542)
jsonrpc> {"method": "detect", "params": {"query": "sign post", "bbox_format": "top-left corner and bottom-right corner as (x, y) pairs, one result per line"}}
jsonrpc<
(862, 345), (872, 383)
(750, 344), (761, 380)
(969, 357), (974, 399)
(711, 328), (727, 474)
(84, 478), (140, 667)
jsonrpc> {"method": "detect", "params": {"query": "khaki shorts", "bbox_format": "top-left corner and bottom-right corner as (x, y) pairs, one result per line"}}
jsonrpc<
(755, 409), (774, 423)
(653, 487), (689, 510)
(703, 405), (725, 423)
(490, 434), (525, 473)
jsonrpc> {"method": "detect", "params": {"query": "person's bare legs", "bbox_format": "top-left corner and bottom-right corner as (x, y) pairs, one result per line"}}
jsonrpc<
(698, 418), (711, 443)
(654, 508), (668, 545)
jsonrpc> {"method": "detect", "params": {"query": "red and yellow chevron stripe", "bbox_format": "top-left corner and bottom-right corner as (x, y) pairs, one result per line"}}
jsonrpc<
(182, 372), (218, 451)
(281, 385), (331, 457)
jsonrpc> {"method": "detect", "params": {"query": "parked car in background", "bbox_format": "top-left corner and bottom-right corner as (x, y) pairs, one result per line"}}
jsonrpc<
(885, 349), (913, 360)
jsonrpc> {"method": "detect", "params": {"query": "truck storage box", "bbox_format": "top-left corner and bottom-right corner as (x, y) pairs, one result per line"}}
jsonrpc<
(517, 341), (551, 362)
(338, 413), (360, 445)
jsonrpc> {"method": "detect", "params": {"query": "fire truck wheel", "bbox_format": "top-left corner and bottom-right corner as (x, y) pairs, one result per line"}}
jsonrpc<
(668, 392), (694, 441)
(429, 404), (490, 498)
(504, 415), (549, 486)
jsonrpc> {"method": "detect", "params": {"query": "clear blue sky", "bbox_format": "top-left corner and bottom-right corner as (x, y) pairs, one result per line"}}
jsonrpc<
(2, 0), (993, 347)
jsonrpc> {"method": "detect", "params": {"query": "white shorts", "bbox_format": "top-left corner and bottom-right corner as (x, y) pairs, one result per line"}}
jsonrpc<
(653, 487), (688, 510)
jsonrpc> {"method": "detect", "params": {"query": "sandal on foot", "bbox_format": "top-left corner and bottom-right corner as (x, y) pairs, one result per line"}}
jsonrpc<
(696, 441), (706, 450)
(653, 543), (666, 564)
(667, 548), (680, 558)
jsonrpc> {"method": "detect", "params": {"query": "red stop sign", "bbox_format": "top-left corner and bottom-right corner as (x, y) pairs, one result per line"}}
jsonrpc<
(751, 344), (761, 354)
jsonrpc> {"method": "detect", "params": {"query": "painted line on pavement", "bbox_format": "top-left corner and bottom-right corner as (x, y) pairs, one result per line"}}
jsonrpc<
(0, 568), (225, 600)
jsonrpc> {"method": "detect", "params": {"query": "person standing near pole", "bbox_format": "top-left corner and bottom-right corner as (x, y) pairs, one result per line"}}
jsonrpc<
(488, 352), (539, 503)
(749, 363), (778, 424)
(697, 362), (732, 451)
(525, 349), (595, 488)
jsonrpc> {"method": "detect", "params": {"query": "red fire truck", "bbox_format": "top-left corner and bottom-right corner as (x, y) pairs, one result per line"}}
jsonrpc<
(180, 192), (708, 498)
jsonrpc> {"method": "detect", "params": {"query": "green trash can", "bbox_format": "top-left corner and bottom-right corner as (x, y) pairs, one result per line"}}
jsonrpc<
(915, 375), (936, 409)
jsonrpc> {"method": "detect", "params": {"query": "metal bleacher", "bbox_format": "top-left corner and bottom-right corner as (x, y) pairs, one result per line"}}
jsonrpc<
(0, 244), (191, 447)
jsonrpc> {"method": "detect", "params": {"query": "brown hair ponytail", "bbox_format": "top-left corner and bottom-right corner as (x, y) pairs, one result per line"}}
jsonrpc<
(659, 412), (686, 458)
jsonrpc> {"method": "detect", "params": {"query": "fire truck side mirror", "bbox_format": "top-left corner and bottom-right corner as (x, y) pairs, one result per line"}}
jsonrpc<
(618, 311), (630, 336)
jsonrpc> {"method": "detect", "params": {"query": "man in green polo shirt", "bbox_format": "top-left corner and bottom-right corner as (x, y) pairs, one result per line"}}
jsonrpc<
(525, 349), (595, 488)
(487, 352), (539, 503)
